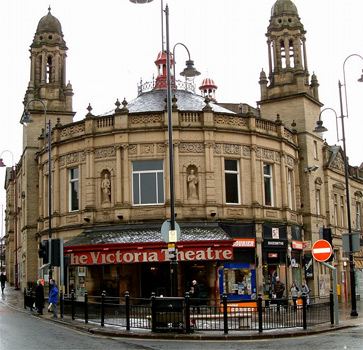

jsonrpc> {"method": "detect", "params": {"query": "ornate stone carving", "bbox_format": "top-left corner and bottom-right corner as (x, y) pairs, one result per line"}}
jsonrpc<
(223, 144), (240, 155)
(130, 114), (163, 124)
(274, 151), (281, 162)
(243, 146), (251, 157)
(214, 114), (247, 127)
(266, 210), (277, 218)
(255, 148), (262, 158)
(226, 208), (244, 216)
(95, 147), (116, 159)
(128, 145), (137, 155)
(179, 143), (204, 153)
(66, 152), (79, 164)
(187, 166), (199, 201)
(214, 144), (221, 154)
(141, 144), (154, 154)
(157, 143), (166, 153)
(59, 156), (65, 167)
(262, 149), (274, 160)
(286, 155), (294, 168)
(331, 153), (345, 173)
(61, 123), (85, 137)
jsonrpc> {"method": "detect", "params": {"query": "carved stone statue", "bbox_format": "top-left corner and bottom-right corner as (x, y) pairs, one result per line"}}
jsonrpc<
(101, 173), (111, 203)
(187, 169), (199, 200)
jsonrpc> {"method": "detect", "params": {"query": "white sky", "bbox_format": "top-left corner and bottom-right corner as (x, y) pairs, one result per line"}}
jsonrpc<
(0, 0), (363, 218)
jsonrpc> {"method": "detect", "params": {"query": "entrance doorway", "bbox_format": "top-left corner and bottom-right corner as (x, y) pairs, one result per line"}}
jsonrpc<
(141, 262), (170, 297)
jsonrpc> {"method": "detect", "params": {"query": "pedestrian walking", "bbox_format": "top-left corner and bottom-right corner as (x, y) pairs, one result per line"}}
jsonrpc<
(301, 280), (310, 307)
(0, 272), (7, 294)
(49, 279), (59, 318)
(190, 280), (200, 314)
(35, 279), (45, 315)
(290, 282), (299, 311)
(273, 276), (285, 312)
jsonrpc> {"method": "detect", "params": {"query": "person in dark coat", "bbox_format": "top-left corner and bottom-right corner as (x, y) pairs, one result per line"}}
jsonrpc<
(0, 273), (7, 294)
(273, 276), (285, 312)
(35, 279), (45, 315)
(190, 280), (200, 314)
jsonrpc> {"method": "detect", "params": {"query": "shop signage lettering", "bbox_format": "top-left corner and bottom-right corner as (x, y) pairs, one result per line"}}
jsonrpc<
(233, 239), (255, 248)
(292, 241), (303, 250)
(67, 247), (233, 265)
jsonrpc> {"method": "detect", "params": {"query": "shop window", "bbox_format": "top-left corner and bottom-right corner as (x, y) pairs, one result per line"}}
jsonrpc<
(263, 164), (274, 207)
(225, 159), (240, 204)
(132, 160), (164, 205)
(220, 263), (256, 299)
(69, 167), (79, 211)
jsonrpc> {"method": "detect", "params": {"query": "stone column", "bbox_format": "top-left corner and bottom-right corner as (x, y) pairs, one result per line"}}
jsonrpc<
(122, 144), (130, 205)
(116, 145), (122, 204)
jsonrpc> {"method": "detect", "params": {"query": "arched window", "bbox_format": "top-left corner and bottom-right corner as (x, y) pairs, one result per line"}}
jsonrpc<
(46, 56), (53, 83)
(289, 40), (295, 68)
(280, 40), (286, 68)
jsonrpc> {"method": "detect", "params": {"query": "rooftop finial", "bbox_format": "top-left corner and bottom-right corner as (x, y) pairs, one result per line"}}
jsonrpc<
(48, 5), (51, 13)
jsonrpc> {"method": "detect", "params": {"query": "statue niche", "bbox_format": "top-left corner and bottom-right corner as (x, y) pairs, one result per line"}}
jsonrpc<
(187, 166), (199, 201)
(101, 170), (111, 206)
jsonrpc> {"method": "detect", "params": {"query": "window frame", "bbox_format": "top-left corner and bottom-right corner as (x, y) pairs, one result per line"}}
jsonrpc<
(263, 164), (274, 207)
(224, 159), (240, 205)
(132, 160), (164, 206)
(69, 167), (79, 212)
(287, 169), (293, 210)
(316, 189), (321, 216)
(357, 202), (361, 231)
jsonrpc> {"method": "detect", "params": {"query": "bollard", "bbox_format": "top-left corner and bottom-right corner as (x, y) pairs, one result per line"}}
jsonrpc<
(302, 293), (307, 330)
(24, 288), (27, 309)
(125, 291), (130, 331)
(84, 290), (88, 324)
(223, 293), (228, 335)
(330, 289), (334, 325)
(71, 290), (75, 320)
(60, 290), (64, 318)
(258, 293), (263, 333)
(101, 290), (106, 327)
(185, 292), (191, 334)
(151, 292), (156, 333)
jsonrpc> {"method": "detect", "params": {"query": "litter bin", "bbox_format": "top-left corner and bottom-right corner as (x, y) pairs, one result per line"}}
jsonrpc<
(153, 297), (184, 332)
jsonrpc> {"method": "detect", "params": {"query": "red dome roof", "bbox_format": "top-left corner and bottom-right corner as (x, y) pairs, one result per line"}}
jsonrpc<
(155, 51), (174, 65)
(199, 78), (217, 90)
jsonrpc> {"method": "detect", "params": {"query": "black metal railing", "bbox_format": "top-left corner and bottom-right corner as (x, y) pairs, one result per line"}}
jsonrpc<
(24, 289), (333, 334)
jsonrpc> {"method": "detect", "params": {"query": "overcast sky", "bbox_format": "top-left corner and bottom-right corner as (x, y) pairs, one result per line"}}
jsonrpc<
(0, 0), (362, 222)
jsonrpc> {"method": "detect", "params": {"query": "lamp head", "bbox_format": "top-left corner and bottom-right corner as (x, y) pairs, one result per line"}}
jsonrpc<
(180, 60), (201, 78)
(358, 70), (363, 83)
(129, 0), (154, 3)
(21, 110), (34, 126)
(313, 119), (328, 133)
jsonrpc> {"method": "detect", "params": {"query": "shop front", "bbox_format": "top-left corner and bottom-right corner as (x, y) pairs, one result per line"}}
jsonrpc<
(63, 223), (234, 299)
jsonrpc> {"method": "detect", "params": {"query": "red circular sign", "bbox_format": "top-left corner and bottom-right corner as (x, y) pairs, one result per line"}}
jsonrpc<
(312, 239), (332, 262)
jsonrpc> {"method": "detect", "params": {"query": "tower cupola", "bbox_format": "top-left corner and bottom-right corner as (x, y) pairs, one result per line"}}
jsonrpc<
(199, 78), (218, 102)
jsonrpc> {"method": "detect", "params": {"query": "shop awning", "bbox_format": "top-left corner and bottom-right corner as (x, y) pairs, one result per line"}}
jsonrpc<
(64, 222), (234, 265)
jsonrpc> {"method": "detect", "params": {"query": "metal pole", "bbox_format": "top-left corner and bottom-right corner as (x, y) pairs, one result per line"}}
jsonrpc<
(47, 119), (52, 281)
(322, 261), (339, 325)
(1, 204), (3, 272)
(14, 165), (19, 289)
(165, 4), (178, 297)
(338, 81), (358, 316)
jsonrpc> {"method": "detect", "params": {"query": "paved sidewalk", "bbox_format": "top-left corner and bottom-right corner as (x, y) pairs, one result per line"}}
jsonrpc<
(1, 286), (363, 340)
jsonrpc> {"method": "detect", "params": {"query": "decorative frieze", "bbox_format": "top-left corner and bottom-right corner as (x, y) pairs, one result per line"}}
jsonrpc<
(214, 114), (247, 127)
(226, 208), (244, 216)
(157, 143), (166, 153)
(179, 143), (204, 153)
(128, 145), (137, 155)
(243, 146), (251, 157)
(224, 144), (241, 155)
(286, 155), (295, 168)
(331, 153), (345, 173)
(61, 123), (85, 137)
(95, 147), (116, 159)
(141, 144), (154, 154)
(130, 114), (163, 124)
(214, 144), (221, 154)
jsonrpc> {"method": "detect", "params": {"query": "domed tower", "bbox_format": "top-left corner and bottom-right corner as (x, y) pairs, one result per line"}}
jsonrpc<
(199, 78), (218, 102)
(154, 51), (175, 90)
(258, 0), (322, 131)
(23, 7), (75, 148)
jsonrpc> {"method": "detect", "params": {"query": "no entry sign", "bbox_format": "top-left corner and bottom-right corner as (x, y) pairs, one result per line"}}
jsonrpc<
(312, 239), (332, 262)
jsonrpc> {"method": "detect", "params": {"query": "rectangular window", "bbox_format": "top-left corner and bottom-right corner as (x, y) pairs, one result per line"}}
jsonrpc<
(69, 168), (79, 211)
(287, 170), (293, 210)
(313, 140), (318, 160)
(225, 159), (240, 204)
(357, 202), (361, 231)
(340, 196), (345, 227)
(264, 164), (273, 207)
(316, 189), (321, 215)
(133, 160), (164, 205)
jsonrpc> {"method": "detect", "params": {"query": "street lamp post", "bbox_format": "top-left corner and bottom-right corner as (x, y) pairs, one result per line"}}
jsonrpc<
(21, 98), (53, 281)
(130, 0), (200, 296)
(313, 54), (363, 317)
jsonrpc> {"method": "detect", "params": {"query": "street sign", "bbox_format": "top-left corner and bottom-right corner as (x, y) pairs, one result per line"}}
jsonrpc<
(312, 239), (332, 262)
(161, 220), (181, 243)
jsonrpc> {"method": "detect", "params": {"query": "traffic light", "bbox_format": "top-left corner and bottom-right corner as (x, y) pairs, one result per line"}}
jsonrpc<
(38, 240), (49, 264)
(51, 239), (61, 267)
(323, 228), (334, 262)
